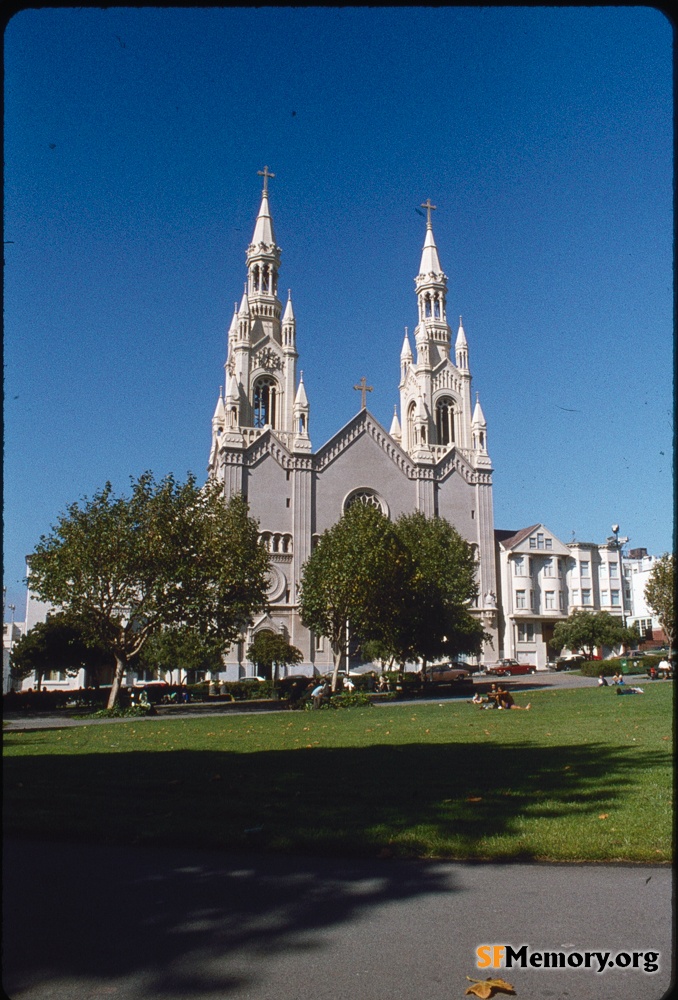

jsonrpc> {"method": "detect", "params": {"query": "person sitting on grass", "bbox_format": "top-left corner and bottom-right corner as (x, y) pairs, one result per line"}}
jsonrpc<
(598, 673), (609, 686)
(496, 687), (531, 711)
(471, 692), (495, 709)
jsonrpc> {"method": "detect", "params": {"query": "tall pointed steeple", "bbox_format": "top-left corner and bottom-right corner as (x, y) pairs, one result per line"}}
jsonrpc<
(246, 166), (282, 314)
(418, 201), (443, 276)
(209, 169), (304, 447)
(414, 199), (450, 368)
(251, 166), (276, 246)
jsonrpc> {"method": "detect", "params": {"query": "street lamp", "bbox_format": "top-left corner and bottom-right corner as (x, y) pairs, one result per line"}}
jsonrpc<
(610, 525), (629, 627)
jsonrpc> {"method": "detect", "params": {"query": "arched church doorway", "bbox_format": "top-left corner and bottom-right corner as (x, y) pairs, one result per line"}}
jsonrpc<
(249, 628), (276, 680)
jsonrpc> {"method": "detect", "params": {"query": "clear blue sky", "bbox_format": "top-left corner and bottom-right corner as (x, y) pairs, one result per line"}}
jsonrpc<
(3, 7), (673, 617)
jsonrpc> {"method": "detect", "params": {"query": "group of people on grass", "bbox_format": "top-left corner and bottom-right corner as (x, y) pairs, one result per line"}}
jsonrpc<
(470, 684), (530, 711)
(598, 672), (644, 695)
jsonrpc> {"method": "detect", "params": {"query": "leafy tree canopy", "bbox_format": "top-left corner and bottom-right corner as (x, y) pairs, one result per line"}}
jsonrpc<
(137, 626), (225, 680)
(389, 511), (486, 668)
(644, 553), (674, 652)
(299, 502), (411, 689)
(551, 610), (639, 660)
(299, 505), (486, 685)
(27, 473), (270, 707)
(9, 612), (113, 690)
(246, 630), (303, 684)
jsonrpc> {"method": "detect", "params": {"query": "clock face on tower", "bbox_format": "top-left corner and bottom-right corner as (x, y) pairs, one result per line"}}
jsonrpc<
(256, 347), (282, 372)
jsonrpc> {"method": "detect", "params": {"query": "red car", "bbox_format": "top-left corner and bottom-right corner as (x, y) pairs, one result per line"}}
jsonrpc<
(486, 659), (535, 677)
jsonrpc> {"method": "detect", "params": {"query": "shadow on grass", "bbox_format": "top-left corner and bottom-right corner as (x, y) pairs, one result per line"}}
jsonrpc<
(4, 740), (668, 859)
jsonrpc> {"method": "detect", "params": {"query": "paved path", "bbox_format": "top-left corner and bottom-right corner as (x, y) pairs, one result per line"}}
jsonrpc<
(2, 838), (671, 1000)
(6, 671), (654, 731)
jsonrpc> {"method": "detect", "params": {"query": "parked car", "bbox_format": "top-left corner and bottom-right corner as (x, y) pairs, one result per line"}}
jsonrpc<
(553, 654), (585, 671)
(423, 663), (472, 685)
(486, 659), (535, 676)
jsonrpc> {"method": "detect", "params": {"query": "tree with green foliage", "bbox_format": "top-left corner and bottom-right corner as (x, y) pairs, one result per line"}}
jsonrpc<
(299, 502), (411, 691)
(246, 630), (303, 685)
(390, 511), (486, 672)
(137, 626), (225, 682)
(551, 610), (639, 661)
(644, 553), (674, 655)
(9, 612), (113, 691)
(28, 473), (270, 708)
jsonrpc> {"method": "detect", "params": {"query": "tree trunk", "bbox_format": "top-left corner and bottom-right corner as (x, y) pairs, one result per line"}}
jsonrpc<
(107, 653), (127, 709)
(330, 643), (341, 693)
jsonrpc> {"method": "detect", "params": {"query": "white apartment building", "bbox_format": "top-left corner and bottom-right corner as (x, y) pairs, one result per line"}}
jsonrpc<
(623, 547), (665, 644)
(495, 525), (631, 669)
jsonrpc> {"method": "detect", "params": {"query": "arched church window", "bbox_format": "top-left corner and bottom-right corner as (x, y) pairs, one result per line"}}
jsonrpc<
(343, 489), (388, 517)
(424, 294), (432, 318)
(261, 265), (270, 292)
(252, 265), (260, 291)
(407, 401), (417, 446)
(433, 295), (441, 318)
(253, 377), (277, 428)
(435, 397), (456, 446)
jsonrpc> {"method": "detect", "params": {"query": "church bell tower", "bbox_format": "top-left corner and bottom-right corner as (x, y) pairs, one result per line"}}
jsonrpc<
(209, 168), (309, 477)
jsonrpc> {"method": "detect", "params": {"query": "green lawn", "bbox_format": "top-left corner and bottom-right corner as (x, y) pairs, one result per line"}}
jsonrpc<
(3, 684), (673, 863)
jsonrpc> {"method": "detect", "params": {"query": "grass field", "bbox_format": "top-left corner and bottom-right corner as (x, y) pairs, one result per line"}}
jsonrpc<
(3, 684), (673, 863)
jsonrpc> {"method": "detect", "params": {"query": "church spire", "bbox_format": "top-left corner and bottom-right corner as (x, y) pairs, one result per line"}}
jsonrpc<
(414, 199), (448, 351)
(418, 199), (442, 275)
(251, 166), (276, 246)
(247, 166), (281, 304)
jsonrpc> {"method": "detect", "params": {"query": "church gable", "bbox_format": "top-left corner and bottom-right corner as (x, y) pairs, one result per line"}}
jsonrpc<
(316, 410), (413, 476)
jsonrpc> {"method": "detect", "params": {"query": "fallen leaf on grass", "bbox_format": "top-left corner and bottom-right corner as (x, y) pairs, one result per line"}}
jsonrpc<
(598, 814), (609, 820)
(466, 796), (483, 803)
(465, 975), (516, 997)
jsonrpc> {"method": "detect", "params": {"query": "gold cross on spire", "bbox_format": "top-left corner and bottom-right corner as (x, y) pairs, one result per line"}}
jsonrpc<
(353, 376), (373, 410)
(421, 198), (437, 227)
(257, 165), (275, 194)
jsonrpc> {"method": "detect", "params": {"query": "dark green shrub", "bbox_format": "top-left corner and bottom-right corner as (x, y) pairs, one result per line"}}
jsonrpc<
(579, 659), (628, 677)
(82, 704), (156, 719)
(329, 691), (373, 709)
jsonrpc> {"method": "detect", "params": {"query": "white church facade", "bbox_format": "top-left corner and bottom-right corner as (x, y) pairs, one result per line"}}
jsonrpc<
(207, 172), (499, 678)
